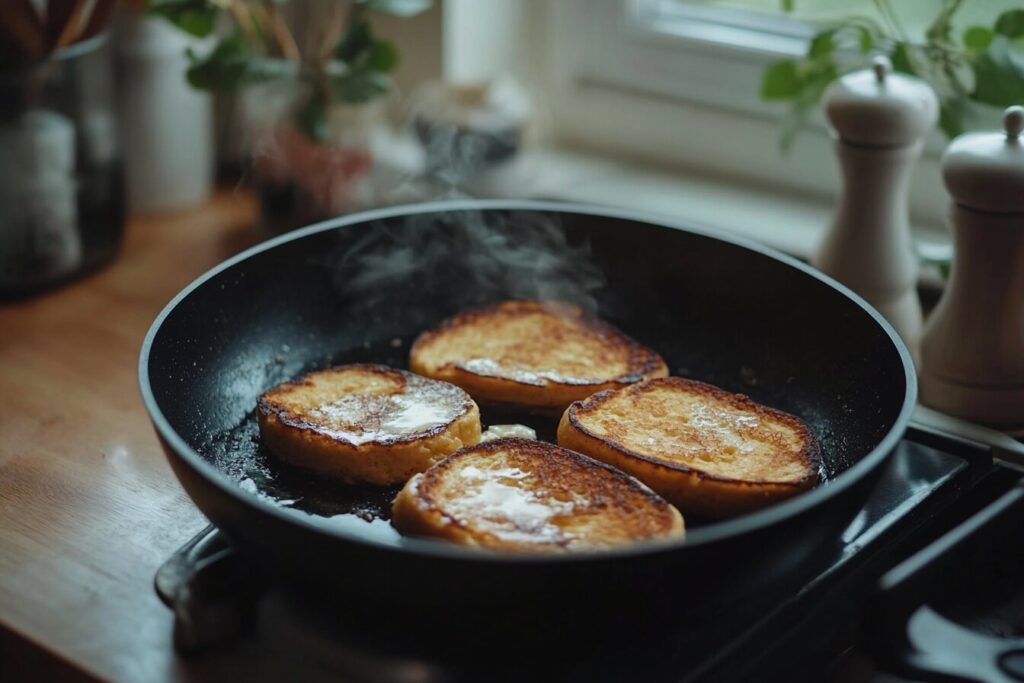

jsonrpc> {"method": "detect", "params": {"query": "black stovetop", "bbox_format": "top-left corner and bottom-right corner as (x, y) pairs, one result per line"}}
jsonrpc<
(157, 427), (1018, 683)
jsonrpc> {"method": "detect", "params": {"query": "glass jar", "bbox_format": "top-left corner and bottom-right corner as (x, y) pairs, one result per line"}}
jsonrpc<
(0, 34), (125, 298)
(242, 80), (378, 235)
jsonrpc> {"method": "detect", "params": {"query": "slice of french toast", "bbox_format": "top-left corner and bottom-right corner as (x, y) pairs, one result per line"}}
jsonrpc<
(557, 377), (821, 518)
(391, 437), (685, 552)
(408, 300), (668, 413)
(258, 364), (481, 485)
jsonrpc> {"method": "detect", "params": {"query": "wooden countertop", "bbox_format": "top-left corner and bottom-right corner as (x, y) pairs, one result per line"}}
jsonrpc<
(0, 192), (292, 681)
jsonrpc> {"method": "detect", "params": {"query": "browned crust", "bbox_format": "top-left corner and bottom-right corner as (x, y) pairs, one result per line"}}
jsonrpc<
(409, 300), (668, 391)
(419, 437), (674, 506)
(393, 437), (684, 549)
(563, 377), (821, 489)
(257, 363), (475, 449)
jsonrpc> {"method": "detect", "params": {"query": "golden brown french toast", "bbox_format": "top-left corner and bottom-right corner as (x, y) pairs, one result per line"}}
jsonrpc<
(408, 300), (668, 412)
(557, 377), (820, 518)
(391, 437), (685, 552)
(258, 364), (481, 485)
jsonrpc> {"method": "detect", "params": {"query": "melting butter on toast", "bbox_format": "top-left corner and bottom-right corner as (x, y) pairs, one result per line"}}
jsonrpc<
(258, 364), (480, 485)
(557, 377), (820, 518)
(409, 300), (668, 412)
(392, 437), (684, 551)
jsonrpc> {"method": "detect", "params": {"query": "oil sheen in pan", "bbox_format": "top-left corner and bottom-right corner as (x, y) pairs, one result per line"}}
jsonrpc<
(200, 335), (562, 543)
(200, 336), (829, 540)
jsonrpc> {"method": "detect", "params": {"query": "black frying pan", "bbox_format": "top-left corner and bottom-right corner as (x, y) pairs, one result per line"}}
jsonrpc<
(140, 200), (915, 641)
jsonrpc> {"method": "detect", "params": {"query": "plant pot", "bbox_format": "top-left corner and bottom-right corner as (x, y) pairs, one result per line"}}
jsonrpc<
(243, 83), (380, 234)
(254, 125), (375, 235)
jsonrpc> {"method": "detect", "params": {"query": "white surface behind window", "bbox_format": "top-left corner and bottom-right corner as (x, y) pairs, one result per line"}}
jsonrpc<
(543, 0), (950, 234)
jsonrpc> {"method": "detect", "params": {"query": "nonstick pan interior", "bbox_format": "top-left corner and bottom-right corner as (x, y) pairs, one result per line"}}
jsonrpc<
(142, 200), (915, 559)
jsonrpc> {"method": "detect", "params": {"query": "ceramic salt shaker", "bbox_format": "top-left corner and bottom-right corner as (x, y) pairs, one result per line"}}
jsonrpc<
(814, 56), (938, 361)
(919, 106), (1024, 429)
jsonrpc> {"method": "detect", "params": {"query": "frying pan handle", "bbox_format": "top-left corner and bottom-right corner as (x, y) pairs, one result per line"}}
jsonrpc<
(154, 525), (262, 654)
(866, 484), (1024, 682)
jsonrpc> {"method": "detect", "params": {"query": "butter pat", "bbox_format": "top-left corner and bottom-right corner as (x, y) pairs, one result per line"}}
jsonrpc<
(480, 424), (536, 442)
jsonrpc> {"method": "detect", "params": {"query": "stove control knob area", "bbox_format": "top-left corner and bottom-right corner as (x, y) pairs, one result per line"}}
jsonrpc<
(920, 106), (1024, 430)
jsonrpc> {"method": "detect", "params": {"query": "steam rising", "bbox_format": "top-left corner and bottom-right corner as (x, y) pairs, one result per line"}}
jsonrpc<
(323, 81), (603, 332)
(329, 209), (605, 331)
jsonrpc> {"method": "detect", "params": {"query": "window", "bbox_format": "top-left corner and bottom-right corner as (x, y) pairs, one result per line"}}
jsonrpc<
(557, 0), (805, 119)
(541, 0), (1011, 235)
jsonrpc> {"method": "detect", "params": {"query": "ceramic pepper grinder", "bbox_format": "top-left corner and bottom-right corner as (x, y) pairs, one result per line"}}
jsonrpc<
(814, 56), (939, 361)
(919, 106), (1024, 430)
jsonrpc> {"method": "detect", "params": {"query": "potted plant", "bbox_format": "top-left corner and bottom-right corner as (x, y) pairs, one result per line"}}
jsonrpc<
(149, 0), (431, 232)
(760, 1), (1024, 148)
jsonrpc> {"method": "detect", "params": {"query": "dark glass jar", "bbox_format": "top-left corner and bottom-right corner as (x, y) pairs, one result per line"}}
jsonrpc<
(0, 34), (125, 298)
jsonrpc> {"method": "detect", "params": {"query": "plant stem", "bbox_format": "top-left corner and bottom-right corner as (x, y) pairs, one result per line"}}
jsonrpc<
(228, 0), (261, 47)
(872, 0), (907, 42)
(320, 0), (348, 64)
(265, 1), (302, 62)
(50, 0), (90, 52)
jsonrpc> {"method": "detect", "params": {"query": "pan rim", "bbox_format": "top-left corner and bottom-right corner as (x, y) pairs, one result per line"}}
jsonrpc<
(139, 199), (917, 564)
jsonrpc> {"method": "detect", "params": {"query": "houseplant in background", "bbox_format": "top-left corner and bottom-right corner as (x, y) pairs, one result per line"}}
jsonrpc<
(761, 1), (1024, 147)
(150, 0), (431, 233)
(760, 0), (1024, 279)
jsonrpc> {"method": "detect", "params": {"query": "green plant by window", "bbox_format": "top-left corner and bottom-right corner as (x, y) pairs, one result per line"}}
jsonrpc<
(149, 0), (432, 141)
(760, 0), (1024, 148)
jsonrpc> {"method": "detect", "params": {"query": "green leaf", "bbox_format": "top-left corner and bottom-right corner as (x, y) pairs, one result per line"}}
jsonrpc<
(857, 26), (873, 53)
(972, 37), (1024, 108)
(808, 31), (835, 60)
(296, 97), (330, 142)
(149, 0), (218, 38)
(760, 60), (801, 99)
(336, 21), (399, 74)
(781, 0), (794, 12)
(938, 104), (964, 138)
(963, 26), (995, 53)
(995, 9), (1024, 38)
(337, 21), (374, 63)
(367, 39), (399, 72)
(889, 42), (915, 75)
(331, 70), (392, 103)
(925, 0), (965, 45)
(185, 34), (294, 91)
(186, 35), (250, 90)
(362, 0), (432, 18)
(795, 64), (838, 107)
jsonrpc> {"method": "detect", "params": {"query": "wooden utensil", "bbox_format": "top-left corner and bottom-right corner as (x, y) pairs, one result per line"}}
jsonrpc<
(0, 0), (120, 65)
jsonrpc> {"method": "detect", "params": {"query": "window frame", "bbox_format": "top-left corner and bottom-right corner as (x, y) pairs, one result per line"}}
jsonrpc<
(587, 0), (812, 116)
(543, 0), (948, 232)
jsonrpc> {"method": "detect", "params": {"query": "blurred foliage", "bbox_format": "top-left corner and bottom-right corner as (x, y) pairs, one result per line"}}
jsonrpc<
(149, 0), (432, 141)
(761, 1), (1024, 149)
